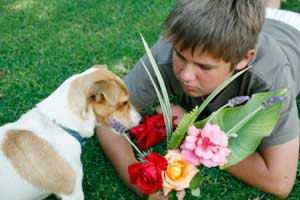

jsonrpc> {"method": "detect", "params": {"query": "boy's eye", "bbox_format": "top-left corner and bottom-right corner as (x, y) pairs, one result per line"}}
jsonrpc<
(201, 66), (210, 70)
(197, 64), (211, 71)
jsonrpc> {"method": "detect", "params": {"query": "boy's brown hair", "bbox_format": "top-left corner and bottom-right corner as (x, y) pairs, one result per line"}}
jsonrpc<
(163, 0), (265, 66)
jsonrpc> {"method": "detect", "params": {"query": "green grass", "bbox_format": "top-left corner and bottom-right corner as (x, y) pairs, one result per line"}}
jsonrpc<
(0, 0), (299, 199)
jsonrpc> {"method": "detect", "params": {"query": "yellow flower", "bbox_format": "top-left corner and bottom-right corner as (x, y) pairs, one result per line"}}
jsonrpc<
(162, 150), (199, 198)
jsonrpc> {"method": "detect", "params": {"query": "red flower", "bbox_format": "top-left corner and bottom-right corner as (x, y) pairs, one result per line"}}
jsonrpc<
(145, 153), (168, 171)
(128, 153), (168, 194)
(130, 113), (177, 150)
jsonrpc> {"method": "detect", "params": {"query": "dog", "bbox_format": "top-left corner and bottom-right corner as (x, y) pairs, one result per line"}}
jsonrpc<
(0, 65), (141, 200)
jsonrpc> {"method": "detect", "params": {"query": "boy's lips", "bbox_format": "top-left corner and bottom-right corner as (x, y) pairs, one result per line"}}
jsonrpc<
(183, 84), (194, 91)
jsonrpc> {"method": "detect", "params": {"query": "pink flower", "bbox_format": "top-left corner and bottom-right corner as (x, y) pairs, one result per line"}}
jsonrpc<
(180, 123), (230, 168)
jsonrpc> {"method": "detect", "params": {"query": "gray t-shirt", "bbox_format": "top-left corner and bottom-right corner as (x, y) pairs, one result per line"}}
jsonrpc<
(124, 19), (300, 148)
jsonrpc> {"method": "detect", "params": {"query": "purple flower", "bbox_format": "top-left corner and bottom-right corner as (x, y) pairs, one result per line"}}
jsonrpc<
(261, 96), (284, 109)
(228, 96), (250, 107)
(109, 119), (127, 134)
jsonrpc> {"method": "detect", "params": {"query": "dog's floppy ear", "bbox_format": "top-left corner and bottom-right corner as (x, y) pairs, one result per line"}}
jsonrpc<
(68, 65), (126, 120)
(90, 80), (119, 106)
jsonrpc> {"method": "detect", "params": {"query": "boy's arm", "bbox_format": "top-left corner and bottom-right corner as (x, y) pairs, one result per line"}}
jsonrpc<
(225, 137), (299, 199)
(97, 103), (299, 199)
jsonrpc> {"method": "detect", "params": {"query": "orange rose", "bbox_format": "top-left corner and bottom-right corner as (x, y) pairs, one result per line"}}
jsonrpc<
(162, 150), (199, 198)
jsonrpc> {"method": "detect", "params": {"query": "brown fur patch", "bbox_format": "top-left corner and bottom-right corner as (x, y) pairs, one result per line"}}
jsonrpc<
(2, 129), (76, 195)
(68, 66), (127, 119)
(68, 66), (132, 127)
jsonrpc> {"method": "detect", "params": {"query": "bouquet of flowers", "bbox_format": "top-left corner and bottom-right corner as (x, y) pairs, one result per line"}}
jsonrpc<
(109, 36), (286, 200)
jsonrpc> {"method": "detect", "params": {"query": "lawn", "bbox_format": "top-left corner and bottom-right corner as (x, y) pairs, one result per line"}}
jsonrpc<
(0, 0), (299, 199)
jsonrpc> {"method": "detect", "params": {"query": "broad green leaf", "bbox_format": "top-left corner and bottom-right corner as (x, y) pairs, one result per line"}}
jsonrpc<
(195, 89), (286, 169)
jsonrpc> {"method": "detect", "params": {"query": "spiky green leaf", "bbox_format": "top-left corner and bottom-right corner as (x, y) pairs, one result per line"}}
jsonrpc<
(167, 106), (200, 149)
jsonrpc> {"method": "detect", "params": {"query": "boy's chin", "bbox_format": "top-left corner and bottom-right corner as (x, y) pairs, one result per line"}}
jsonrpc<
(184, 89), (208, 98)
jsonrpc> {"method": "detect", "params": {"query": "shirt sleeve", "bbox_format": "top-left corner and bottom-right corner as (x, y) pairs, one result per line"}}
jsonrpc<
(124, 39), (174, 110)
(259, 65), (300, 148)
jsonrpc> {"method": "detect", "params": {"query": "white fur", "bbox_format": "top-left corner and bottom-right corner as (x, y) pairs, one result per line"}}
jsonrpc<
(0, 67), (140, 200)
(37, 67), (99, 138)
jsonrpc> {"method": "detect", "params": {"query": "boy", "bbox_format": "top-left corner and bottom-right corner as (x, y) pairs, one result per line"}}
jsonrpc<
(97, 0), (300, 199)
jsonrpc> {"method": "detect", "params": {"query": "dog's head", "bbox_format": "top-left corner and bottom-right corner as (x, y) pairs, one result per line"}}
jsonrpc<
(68, 65), (141, 133)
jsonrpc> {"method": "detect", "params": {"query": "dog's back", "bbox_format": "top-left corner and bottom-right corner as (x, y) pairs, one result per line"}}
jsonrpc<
(0, 66), (141, 200)
(0, 109), (81, 200)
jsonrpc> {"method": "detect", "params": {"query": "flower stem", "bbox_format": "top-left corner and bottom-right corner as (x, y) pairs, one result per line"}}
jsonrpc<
(226, 106), (262, 136)
(207, 103), (229, 123)
(123, 133), (144, 157)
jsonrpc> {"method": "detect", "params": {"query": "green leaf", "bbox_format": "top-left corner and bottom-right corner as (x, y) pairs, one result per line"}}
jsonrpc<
(196, 67), (250, 119)
(141, 60), (171, 137)
(191, 188), (201, 197)
(167, 106), (200, 149)
(140, 34), (173, 139)
(189, 172), (202, 189)
(142, 194), (148, 200)
(202, 89), (287, 169)
(168, 190), (177, 200)
(167, 67), (249, 149)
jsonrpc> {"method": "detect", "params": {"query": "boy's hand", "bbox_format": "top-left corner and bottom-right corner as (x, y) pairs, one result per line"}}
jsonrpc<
(156, 103), (187, 124)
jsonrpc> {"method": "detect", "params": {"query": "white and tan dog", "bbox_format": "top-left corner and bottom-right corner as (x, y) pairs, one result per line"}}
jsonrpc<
(0, 65), (141, 200)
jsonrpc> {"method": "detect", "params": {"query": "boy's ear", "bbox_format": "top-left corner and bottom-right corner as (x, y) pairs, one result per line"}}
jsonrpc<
(235, 49), (256, 70)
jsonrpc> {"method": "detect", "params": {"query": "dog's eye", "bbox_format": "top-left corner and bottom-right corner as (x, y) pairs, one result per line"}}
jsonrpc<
(123, 101), (128, 106)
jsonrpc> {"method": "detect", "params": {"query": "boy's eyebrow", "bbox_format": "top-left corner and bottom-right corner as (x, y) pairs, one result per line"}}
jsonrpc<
(173, 47), (218, 69)
(198, 62), (218, 69)
(173, 47), (184, 58)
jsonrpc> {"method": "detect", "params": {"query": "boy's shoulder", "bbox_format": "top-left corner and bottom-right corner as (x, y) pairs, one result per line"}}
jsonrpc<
(151, 38), (173, 65)
(249, 19), (300, 91)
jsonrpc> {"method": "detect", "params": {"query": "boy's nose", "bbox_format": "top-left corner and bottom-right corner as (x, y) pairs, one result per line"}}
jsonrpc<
(180, 64), (196, 82)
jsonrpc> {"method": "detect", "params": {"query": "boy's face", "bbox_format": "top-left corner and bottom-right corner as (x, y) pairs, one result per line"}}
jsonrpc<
(172, 44), (234, 97)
